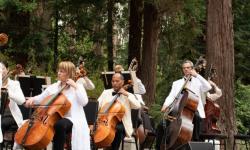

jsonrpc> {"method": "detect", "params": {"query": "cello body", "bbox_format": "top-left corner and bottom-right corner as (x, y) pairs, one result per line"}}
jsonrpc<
(161, 90), (199, 150)
(94, 100), (125, 148)
(204, 99), (221, 133)
(15, 93), (71, 149)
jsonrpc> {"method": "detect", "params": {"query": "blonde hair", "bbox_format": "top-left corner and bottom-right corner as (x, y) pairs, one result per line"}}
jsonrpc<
(58, 61), (76, 80)
(114, 65), (124, 73)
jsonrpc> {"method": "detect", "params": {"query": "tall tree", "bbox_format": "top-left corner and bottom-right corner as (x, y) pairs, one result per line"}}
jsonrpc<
(128, 0), (143, 71)
(140, 2), (161, 107)
(206, 0), (235, 149)
(107, 0), (115, 71)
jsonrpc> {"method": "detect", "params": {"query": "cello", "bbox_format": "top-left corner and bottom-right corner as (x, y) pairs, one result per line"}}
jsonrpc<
(15, 85), (71, 149)
(93, 93), (125, 148)
(203, 65), (221, 134)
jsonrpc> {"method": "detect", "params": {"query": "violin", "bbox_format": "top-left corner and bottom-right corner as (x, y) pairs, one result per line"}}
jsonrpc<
(0, 33), (8, 46)
(75, 63), (87, 80)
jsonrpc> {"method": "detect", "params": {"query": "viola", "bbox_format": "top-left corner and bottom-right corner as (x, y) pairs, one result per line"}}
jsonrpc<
(15, 85), (71, 149)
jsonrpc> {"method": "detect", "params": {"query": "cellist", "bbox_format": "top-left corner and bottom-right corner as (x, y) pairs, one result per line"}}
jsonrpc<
(25, 61), (90, 150)
(155, 60), (212, 149)
(97, 73), (141, 150)
(0, 61), (26, 149)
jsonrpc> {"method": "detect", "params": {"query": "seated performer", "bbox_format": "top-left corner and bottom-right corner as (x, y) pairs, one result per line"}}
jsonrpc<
(25, 61), (90, 150)
(97, 73), (141, 150)
(0, 61), (26, 148)
(155, 60), (212, 150)
(75, 61), (95, 90)
(114, 65), (146, 95)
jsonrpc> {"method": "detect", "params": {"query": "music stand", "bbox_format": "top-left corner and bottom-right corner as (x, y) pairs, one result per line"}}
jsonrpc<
(101, 71), (134, 93)
(17, 75), (46, 120)
(17, 75), (46, 97)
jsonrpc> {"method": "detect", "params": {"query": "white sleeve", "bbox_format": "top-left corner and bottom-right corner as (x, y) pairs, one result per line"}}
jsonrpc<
(0, 63), (2, 89)
(76, 77), (95, 90)
(163, 82), (177, 108)
(75, 83), (89, 106)
(196, 74), (212, 93)
(136, 78), (146, 94)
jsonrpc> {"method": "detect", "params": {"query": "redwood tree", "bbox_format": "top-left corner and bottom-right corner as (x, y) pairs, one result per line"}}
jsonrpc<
(206, 0), (236, 149)
(140, 2), (161, 107)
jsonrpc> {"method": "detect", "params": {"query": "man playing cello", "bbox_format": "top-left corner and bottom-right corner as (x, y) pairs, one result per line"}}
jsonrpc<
(95, 73), (141, 150)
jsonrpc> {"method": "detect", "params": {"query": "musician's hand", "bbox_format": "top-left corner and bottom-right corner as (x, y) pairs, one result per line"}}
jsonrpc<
(24, 98), (34, 108)
(118, 88), (129, 96)
(66, 79), (77, 89)
(161, 105), (169, 112)
(190, 69), (198, 77)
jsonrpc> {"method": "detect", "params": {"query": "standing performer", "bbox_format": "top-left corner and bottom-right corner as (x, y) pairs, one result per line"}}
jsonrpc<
(156, 60), (212, 149)
(95, 73), (141, 150)
(0, 61), (26, 148)
(25, 61), (90, 150)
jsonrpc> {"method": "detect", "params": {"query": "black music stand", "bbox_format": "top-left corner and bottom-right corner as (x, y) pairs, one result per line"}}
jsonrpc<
(17, 75), (46, 119)
(17, 75), (46, 97)
(101, 71), (134, 93)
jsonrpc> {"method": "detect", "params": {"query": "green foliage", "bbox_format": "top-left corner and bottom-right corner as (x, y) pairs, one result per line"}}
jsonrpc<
(233, 0), (250, 84)
(235, 81), (250, 133)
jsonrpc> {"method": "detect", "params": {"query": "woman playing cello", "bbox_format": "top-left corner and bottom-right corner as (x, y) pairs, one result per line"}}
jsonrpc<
(24, 61), (90, 150)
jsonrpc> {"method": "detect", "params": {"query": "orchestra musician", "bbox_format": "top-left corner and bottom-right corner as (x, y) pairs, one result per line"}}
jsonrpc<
(24, 61), (90, 150)
(97, 73), (141, 150)
(156, 60), (212, 149)
(12, 64), (25, 80)
(0, 61), (26, 149)
(114, 65), (146, 95)
(75, 61), (95, 90)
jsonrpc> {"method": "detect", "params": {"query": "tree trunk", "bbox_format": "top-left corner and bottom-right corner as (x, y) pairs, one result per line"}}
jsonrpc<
(140, 2), (161, 107)
(128, 0), (143, 73)
(107, 0), (115, 71)
(206, 0), (235, 149)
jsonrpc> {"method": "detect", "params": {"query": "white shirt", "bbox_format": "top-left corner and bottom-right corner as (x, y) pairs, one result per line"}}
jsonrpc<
(97, 89), (141, 137)
(76, 77), (95, 90)
(0, 79), (26, 143)
(33, 81), (90, 150)
(163, 74), (212, 118)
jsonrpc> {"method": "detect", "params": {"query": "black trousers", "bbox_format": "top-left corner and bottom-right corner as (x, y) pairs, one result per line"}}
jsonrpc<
(192, 111), (202, 141)
(155, 119), (171, 150)
(111, 122), (125, 150)
(53, 118), (73, 150)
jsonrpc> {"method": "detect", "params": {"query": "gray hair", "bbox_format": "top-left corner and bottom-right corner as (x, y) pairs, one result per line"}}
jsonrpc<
(182, 60), (194, 68)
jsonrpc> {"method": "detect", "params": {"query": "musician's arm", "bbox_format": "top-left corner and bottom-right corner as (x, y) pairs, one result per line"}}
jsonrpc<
(33, 87), (50, 104)
(77, 77), (95, 90)
(136, 78), (146, 95)
(75, 83), (88, 106)
(8, 81), (25, 105)
(127, 93), (141, 109)
(162, 82), (176, 111)
(196, 74), (212, 92)
(97, 90), (106, 110)
(207, 81), (222, 101)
